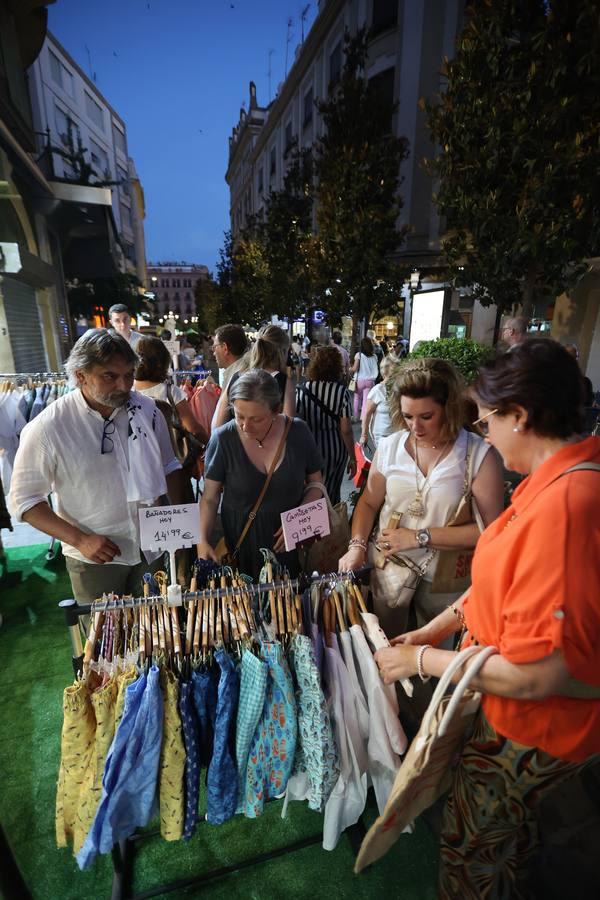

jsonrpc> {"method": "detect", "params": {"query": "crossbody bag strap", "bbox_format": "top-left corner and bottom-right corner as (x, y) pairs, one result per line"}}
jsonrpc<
(298, 384), (341, 422)
(233, 416), (293, 553)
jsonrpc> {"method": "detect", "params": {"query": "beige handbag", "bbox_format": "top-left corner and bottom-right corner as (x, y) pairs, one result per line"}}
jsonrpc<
(354, 644), (498, 873)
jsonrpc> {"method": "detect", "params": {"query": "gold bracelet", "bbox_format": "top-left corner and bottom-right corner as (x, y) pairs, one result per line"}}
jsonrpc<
(449, 603), (466, 627)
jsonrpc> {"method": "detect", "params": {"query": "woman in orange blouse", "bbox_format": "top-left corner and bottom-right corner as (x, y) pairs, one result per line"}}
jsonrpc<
(375, 339), (600, 897)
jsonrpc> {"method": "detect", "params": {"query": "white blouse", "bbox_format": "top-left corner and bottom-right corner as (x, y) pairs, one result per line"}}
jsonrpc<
(373, 428), (490, 580)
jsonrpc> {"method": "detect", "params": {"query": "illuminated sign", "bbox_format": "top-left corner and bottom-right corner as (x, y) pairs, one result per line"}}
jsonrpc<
(409, 290), (446, 350)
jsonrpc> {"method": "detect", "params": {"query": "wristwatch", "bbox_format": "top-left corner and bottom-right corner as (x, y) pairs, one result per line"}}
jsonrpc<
(415, 528), (431, 547)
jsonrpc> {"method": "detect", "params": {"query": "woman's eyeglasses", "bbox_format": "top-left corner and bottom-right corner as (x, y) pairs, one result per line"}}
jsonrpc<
(101, 417), (116, 454)
(472, 408), (498, 436)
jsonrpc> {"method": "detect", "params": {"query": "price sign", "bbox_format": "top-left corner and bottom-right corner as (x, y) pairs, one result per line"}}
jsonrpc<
(139, 503), (200, 552)
(280, 499), (330, 552)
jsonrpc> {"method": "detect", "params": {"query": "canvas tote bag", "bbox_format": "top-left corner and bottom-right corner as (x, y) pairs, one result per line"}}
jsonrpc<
(354, 643), (498, 873)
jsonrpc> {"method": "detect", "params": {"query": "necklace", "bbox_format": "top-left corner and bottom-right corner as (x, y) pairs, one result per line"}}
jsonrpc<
(255, 417), (276, 449)
(406, 435), (450, 519)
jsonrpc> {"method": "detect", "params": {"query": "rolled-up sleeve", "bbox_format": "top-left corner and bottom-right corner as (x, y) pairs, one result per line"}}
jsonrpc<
(9, 419), (55, 521)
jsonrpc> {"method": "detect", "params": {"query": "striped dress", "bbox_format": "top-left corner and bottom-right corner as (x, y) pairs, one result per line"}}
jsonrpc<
(295, 380), (352, 504)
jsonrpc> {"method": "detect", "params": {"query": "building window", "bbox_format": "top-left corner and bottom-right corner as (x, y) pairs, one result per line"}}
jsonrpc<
(185, 292), (191, 302)
(284, 120), (295, 157)
(303, 87), (314, 127)
(120, 203), (132, 231)
(368, 66), (396, 132)
(85, 92), (104, 131)
(124, 242), (136, 263)
(174, 292), (180, 303)
(162, 278), (169, 287)
(113, 125), (126, 154)
(329, 40), (342, 88)
(49, 49), (74, 97)
(89, 138), (110, 179)
(117, 165), (129, 195)
(257, 165), (264, 194)
(54, 104), (80, 146)
(269, 146), (276, 177)
(372, 0), (398, 36)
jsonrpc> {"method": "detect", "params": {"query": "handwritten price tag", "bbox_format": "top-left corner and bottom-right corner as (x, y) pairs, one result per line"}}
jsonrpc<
(139, 503), (200, 551)
(280, 499), (330, 552)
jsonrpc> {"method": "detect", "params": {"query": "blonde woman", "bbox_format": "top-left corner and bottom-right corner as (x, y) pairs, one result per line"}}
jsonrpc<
(213, 324), (296, 428)
(359, 356), (397, 449)
(338, 358), (504, 639)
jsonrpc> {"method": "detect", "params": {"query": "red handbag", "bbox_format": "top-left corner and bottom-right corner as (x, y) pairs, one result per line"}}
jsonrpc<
(353, 441), (371, 489)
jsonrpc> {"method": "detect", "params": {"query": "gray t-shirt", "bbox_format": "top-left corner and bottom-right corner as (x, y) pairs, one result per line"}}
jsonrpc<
(205, 416), (323, 580)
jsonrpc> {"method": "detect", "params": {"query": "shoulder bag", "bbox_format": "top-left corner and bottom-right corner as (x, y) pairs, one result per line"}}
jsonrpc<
(297, 383), (341, 422)
(431, 432), (484, 594)
(298, 481), (350, 574)
(214, 416), (293, 564)
(355, 644), (498, 873)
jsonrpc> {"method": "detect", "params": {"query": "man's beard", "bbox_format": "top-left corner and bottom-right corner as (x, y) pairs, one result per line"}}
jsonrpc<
(87, 383), (130, 409)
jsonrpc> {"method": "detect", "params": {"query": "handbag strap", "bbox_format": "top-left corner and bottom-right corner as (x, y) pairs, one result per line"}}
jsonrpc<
(298, 384), (341, 422)
(233, 416), (293, 553)
(421, 645), (482, 734)
(438, 645), (498, 735)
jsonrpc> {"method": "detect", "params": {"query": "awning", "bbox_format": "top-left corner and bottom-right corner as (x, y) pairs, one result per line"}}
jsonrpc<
(0, 118), (54, 197)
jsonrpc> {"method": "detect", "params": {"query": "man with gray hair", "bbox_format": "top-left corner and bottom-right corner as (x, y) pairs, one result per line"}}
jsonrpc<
(501, 315), (529, 349)
(10, 329), (184, 601)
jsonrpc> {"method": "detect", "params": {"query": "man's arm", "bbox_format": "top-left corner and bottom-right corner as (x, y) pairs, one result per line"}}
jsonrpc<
(22, 501), (121, 563)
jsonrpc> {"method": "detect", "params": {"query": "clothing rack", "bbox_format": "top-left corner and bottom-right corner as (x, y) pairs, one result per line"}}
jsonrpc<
(59, 569), (369, 678)
(1, 373), (67, 561)
(57, 568), (372, 900)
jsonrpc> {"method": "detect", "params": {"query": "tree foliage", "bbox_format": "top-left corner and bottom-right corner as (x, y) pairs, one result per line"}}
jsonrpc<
(314, 28), (409, 329)
(426, 0), (600, 313)
(408, 336), (494, 383)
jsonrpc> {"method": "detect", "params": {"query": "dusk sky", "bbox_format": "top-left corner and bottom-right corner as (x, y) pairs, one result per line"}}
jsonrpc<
(48, 0), (318, 272)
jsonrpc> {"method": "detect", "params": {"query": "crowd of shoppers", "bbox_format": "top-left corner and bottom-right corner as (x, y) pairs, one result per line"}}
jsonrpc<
(5, 306), (599, 894)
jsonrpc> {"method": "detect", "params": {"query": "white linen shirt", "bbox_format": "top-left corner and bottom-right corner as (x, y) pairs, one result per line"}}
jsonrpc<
(9, 388), (180, 565)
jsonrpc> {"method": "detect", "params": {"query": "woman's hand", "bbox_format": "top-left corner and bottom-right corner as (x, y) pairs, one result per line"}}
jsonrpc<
(338, 545), (367, 572)
(273, 525), (286, 553)
(378, 526), (417, 556)
(375, 645), (419, 684)
(196, 540), (219, 563)
(347, 457), (357, 477)
(390, 626), (436, 647)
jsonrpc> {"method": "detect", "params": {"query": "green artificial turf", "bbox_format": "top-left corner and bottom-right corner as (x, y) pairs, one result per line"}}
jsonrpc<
(0, 545), (439, 899)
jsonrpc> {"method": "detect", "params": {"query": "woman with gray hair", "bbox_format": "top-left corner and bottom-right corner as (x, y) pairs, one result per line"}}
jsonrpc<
(197, 368), (323, 580)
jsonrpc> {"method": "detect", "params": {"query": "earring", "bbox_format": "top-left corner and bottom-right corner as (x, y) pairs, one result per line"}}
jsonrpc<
(513, 425), (522, 433)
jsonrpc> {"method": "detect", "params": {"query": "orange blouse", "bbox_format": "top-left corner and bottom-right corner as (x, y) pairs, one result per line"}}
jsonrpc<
(464, 436), (600, 763)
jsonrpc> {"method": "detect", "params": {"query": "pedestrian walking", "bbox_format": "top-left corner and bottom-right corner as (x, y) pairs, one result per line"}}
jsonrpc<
(295, 346), (356, 505)
(349, 337), (379, 419)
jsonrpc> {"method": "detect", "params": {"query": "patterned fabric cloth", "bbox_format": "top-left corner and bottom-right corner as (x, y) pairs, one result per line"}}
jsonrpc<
(244, 641), (298, 818)
(206, 649), (240, 824)
(73, 677), (118, 854)
(286, 634), (339, 813)
(192, 666), (218, 769)
(159, 668), (186, 841)
(235, 650), (268, 813)
(77, 666), (163, 869)
(56, 680), (96, 849)
(439, 710), (582, 899)
(179, 678), (201, 841)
